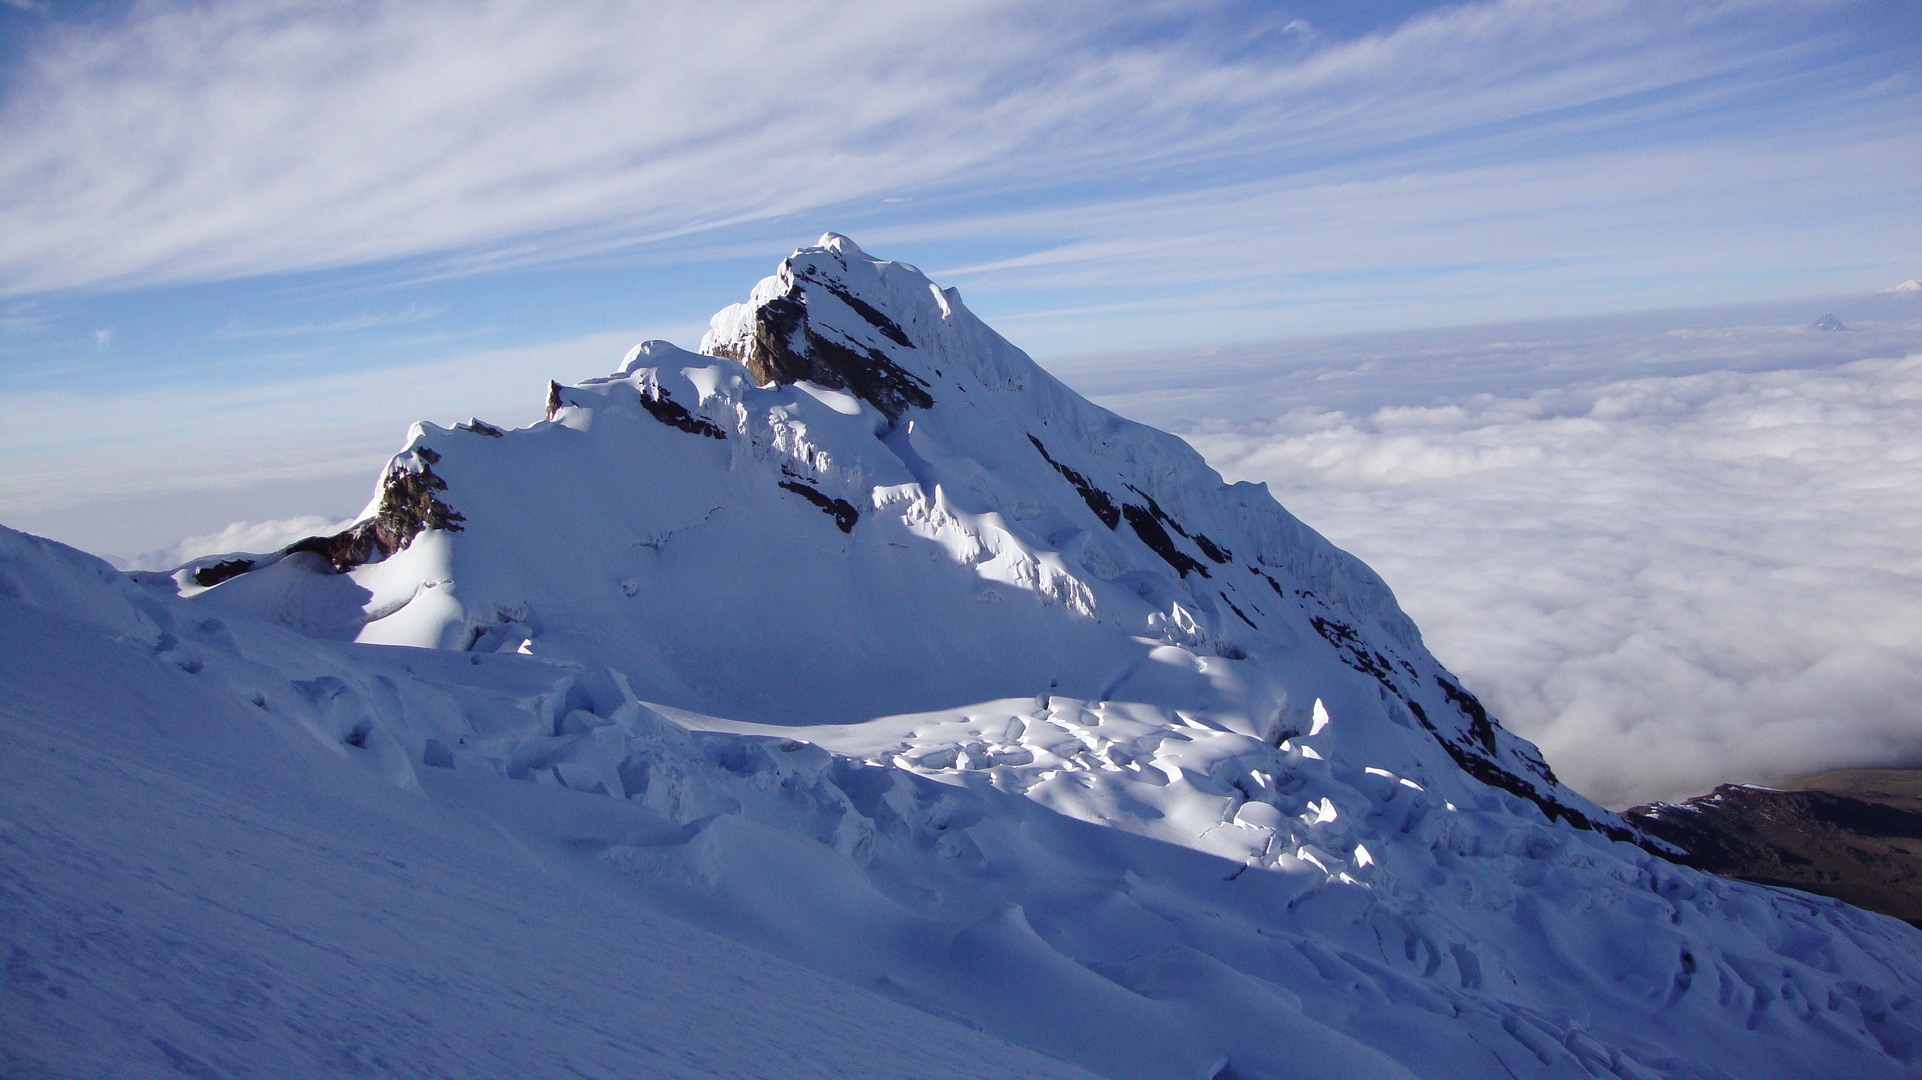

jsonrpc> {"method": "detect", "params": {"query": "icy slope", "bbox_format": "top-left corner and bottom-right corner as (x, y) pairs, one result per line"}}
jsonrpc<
(8, 235), (1922, 1079)
(0, 529), (1100, 1080)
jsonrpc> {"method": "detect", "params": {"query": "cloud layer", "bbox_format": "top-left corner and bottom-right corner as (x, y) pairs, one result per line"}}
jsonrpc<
(1110, 316), (1922, 808)
(2, 0), (1914, 325)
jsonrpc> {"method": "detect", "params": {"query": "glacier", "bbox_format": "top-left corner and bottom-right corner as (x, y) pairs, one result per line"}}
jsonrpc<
(4, 234), (1920, 1080)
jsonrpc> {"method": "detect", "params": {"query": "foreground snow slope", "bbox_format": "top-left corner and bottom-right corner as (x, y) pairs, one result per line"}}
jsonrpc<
(0, 531), (1097, 1080)
(7, 236), (1922, 1079)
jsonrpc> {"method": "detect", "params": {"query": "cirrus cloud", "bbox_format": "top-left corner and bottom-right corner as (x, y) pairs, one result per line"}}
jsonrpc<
(0, 0), (1912, 311)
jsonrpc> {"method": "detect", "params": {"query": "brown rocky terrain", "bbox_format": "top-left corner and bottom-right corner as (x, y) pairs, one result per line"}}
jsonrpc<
(1624, 769), (1922, 927)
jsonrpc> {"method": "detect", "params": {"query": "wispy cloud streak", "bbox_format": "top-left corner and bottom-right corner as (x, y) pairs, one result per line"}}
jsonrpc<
(1, 0), (1911, 303)
(214, 304), (440, 339)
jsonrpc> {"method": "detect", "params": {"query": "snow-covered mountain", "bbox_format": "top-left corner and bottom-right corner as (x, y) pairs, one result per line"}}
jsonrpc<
(7, 235), (1921, 1080)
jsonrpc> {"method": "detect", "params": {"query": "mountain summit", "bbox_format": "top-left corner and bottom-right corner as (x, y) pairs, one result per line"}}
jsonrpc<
(7, 236), (1921, 1079)
(179, 232), (1614, 835)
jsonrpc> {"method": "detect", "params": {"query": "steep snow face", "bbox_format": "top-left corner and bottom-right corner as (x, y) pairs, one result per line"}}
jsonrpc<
(19, 235), (1920, 1079)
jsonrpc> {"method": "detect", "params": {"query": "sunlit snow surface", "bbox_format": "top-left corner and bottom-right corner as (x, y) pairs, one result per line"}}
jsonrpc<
(6, 237), (1922, 1079)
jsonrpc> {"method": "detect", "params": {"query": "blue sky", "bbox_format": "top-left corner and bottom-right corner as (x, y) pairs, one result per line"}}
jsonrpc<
(1, 0), (1918, 557)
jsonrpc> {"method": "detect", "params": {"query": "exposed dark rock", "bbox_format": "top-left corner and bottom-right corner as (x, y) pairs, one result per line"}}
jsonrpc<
(1510, 740), (1560, 785)
(460, 419), (505, 437)
(804, 331), (934, 419)
(374, 456), (465, 539)
(1435, 676), (1500, 755)
(735, 283), (933, 421)
(639, 387), (727, 440)
(778, 480), (860, 533)
(1121, 503), (1209, 578)
(281, 529), (380, 572)
(1250, 566), (1287, 598)
(1192, 533), (1233, 564)
(1119, 484), (1230, 568)
(1625, 776), (1922, 927)
(282, 450), (465, 573)
(1028, 435), (1120, 528)
(1123, 486), (1182, 538)
(1309, 615), (1403, 694)
(1403, 697), (1638, 844)
(794, 266), (914, 347)
(1219, 592), (1257, 629)
(192, 559), (255, 588)
(749, 294), (810, 382)
(1429, 673), (1557, 785)
(1309, 615), (1360, 647)
(545, 381), (563, 421)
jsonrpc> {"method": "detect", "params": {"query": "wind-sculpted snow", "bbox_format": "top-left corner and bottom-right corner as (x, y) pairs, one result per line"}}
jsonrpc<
(8, 236), (1922, 1078)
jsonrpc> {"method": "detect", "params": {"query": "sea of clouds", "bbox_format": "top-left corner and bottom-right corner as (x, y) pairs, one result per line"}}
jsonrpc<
(1059, 296), (1922, 808)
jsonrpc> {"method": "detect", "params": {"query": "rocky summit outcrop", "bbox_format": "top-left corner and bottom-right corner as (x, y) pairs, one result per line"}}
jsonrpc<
(183, 445), (463, 587)
(701, 234), (934, 420)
